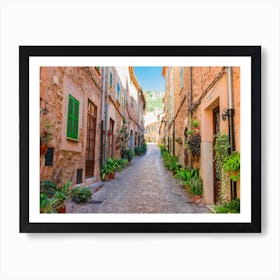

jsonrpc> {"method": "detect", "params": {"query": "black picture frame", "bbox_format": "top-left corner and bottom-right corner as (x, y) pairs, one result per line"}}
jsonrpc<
(20, 46), (261, 233)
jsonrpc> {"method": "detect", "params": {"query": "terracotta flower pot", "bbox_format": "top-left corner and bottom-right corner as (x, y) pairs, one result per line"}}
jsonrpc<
(103, 174), (110, 181)
(58, 205), (66, 213)
(40, 144), (48, 155)
(109, 172), (115, 179)
(193, 195), (202, 204)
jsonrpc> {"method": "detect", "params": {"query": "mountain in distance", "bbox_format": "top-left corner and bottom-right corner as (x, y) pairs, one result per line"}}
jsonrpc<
(144, 91), (164, 113)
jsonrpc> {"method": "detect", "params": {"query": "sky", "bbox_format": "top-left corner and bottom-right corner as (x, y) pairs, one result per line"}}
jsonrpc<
(133, 67), (165, 92)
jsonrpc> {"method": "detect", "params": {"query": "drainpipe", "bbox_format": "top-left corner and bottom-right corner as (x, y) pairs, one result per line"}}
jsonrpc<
(104, 68), (109, 164)
(188, 67), (193, 168)
(172, 68), (175, 156)
(227, 66), (236, 200)
(100, 67), (106, 173)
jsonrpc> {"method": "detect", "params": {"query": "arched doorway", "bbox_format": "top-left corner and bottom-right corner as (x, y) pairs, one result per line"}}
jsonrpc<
(129, 130), (134, 150)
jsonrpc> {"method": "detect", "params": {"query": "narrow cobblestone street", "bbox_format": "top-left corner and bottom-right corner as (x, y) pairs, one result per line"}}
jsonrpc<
(67, 143), (208, 213)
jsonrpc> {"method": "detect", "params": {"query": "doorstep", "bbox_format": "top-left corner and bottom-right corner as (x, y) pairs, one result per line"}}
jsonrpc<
(206, 204), (216, 213)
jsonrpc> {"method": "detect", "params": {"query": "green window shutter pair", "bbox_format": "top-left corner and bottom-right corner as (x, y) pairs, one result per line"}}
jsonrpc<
(67, 95), (79, 140)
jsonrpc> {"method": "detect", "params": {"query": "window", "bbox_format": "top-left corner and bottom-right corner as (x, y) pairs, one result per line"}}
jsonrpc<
(67, 95), (79, 140)
(45, 147), (54, 166)
(109, 72), (113, 87)
(180, 67), (184, 88)
(76, 169), (83, 184)
(116, 82), (121, 102)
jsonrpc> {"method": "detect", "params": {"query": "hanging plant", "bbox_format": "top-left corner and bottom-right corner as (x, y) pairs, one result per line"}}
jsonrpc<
(191, 119), (200, 132)
(40, 121), (53, 155)
(186, 131), (201, 157)
(175, 137), (183, 145)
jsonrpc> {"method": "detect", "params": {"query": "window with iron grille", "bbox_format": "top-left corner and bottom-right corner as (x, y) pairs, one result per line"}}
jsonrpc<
(76, 169), (83, 184)
(45, 147), (54, 166)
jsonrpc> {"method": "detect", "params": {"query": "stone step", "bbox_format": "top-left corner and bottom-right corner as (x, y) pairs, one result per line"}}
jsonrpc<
(87, 181), (105, 194)
(84, 177), (98, 185)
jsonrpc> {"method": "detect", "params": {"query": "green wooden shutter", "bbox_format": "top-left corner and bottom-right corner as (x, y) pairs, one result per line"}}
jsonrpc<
(67, 95), (79, 139)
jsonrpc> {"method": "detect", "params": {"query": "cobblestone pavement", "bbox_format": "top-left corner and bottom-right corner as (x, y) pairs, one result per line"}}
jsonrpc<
(67, 143), (209, 213)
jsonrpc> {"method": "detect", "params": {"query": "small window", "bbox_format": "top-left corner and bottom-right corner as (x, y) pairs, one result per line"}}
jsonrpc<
(67, 95), (79, 140)
(45, 147), (54, 166)
(109, 72), (113, 87)
(76, 169), (83, 184)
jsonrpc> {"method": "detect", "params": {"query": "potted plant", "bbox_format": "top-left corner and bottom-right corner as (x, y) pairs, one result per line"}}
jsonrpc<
(40, 121), (53, 155)
(191, 119), (200, 132)
(56, 181), (71, 213)
(185, 130), (201, 158)
(40, 180), (71, 213)
(70, 186), (92, 203)
(101, 163), (114, 181)
(222, 151), (240, 181)
(188, 176), (203, 203)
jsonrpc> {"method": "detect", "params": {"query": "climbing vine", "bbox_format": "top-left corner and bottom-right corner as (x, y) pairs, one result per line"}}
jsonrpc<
(214, 132), (230, 203)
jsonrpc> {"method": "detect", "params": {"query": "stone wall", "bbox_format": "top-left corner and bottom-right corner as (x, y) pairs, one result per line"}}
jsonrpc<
(162, 66), (240, 204)
(40, 67), (146, 187)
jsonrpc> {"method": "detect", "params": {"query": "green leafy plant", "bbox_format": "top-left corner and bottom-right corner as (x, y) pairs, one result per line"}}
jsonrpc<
(40, 193), (61, 213)
(162, 153), (181, 173)
(223, 151), (240, 181)
(214, 132), (230, 170)
(191, 119), (199, 128)
(71, 186), (92, 203)
(215, 198), (240, 213)
(134, 142), (147, 155)
(40, 181), (71, 213)
(101, 164), (114, 180)
(186, 132), (201, 157)
(174, 168), (199, 186)
(188, 176), (203, 196)
(40, 180), (58, 198)
(175, 137), (183, 145)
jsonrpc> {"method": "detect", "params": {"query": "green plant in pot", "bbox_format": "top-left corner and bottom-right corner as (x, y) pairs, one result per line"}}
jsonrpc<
(40, 181), (70, 213)
(40, 193), (59, 213)
(223, 151), (240, 181)
(174, 168), (199, 189)
(101, 164), (114, 181)
(55, 181), (71, 213)
(71, 186), (92, 203)
(191, 119), (200, 131)
(188, 176), (203, 203)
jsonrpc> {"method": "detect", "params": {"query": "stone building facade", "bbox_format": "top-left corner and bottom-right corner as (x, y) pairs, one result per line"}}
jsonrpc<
(160, 66), (240, 204)
(145, 121), (160, 143)
(40, 67), (145, 187)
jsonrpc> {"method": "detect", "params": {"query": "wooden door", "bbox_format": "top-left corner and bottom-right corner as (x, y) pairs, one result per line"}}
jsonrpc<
(85, 101), (97, 178)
